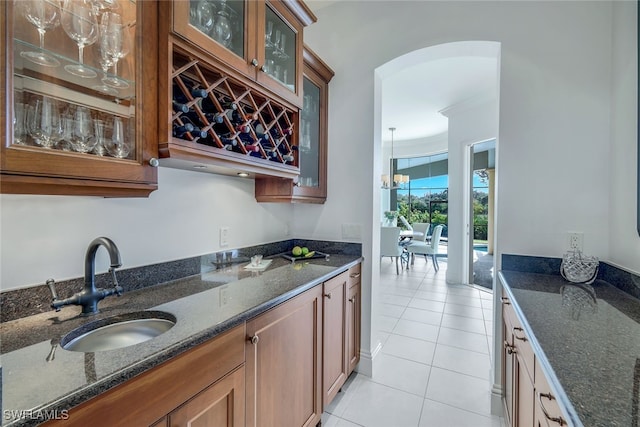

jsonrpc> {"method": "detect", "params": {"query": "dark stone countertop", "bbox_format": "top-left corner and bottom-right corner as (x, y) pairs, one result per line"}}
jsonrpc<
(499, 270), (640, 427)
(1, 254), (362, 427)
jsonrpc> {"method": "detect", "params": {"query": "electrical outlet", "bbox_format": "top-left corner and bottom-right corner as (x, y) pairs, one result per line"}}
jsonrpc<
(568, 232), (583, 251)
(219, 285), (229, 307)
(219, 227), (229, 247)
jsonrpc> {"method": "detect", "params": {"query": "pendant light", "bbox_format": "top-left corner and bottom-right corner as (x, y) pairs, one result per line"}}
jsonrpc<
(381, 127), (409, 189)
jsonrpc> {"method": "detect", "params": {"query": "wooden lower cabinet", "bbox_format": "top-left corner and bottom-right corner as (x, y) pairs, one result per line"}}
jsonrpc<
(502, 291), (568, 427)
(246, 285), (323, 427)
(346, 264), (362, 374)
(322, 271), (349, 406)
(166, 366), (245, 427)
(43, 325), (245, 427)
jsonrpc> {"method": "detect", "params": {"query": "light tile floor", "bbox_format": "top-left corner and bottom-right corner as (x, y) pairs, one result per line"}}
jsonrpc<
(321, 257), (504, 427)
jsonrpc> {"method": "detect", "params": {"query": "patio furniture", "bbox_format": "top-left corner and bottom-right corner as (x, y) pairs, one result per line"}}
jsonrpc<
(380, 226), (406, 274)
(407, 225), (444, 271)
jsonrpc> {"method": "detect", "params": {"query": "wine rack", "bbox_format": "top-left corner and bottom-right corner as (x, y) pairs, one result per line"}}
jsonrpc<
(164, 46), (299, 174)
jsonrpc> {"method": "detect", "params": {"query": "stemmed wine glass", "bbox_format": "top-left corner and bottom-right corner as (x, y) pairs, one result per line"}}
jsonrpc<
(61, 0), (100, 78)
(100, 13), (132, 89)
(194, 0), (216, 35)
(19, 0), (61, 67)
(64, 105), (96, 152)
(92, 24), (119, 95)
(27, 95), (63, 149)
(212, 0), (232, 48)
(104, 116), (130, 158)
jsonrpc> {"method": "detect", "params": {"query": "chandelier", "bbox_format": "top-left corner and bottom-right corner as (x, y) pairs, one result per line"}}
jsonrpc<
(381, 127), (409, 189)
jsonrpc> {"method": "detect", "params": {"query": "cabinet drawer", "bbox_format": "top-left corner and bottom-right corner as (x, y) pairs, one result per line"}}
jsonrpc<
(46, 324), (246, 427)
(347, 264), (361, 287)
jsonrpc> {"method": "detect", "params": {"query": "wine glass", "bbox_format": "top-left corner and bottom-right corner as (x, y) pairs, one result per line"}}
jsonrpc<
(212, 0), (231, 47)
(101, 14), (132, 89)
(66, 105), (96, 152)
(27, 95), (63, 149)
(61, 0), (100, 78)
(92, 25), (119, 95)
(104, 116), (130, 158)
(194, 0), (216, 35)
(92, 119), (107, 156)
(19, 0), (61, 67)
(13, 102), (28, 145)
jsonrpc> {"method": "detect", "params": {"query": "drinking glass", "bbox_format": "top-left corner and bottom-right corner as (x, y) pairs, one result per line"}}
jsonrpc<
(92, 25), (119, 95)
(66, 105), (96, 152)
(265, 20), (273, 47)
(104, 116), (130, 158)
(212, 0), (232, 47)
(13, 102), (28, 145)
(92, 119), (107, 156)
(27, 95), (63, 149)
(19, 0), (61, 67)
(193, 0), (216, 35)
(61, 0), (100, 78)
(101, 13), (132, 89)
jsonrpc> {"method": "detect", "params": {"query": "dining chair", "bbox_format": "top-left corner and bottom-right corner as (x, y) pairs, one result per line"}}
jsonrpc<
(380, 226), (405, 274)
(407, 224), (444, 271)
(410, 222), (430, 243)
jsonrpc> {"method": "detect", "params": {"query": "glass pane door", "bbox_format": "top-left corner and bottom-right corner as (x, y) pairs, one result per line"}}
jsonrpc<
(264, 5), (295, 92)
(300, 77), (320, 187)
(12, 0), (137, 160)
(188, 0), (245, 59)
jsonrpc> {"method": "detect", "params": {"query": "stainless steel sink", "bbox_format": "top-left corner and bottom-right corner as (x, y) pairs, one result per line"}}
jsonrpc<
(61, 310), (176, 352)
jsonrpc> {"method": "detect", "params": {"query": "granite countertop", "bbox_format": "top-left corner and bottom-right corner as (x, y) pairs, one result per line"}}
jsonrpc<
(499, 270), (640, 427)
(1, 254), (362, 427)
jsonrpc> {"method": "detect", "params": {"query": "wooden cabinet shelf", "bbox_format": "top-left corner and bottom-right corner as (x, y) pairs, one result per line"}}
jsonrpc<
(1, 0), (159, 197)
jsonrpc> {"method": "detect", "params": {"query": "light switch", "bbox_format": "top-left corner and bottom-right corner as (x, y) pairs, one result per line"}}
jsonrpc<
(220, 227), (229, 247)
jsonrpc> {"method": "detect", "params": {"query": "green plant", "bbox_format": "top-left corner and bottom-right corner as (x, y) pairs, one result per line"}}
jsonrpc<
(383, 211), (398, 220)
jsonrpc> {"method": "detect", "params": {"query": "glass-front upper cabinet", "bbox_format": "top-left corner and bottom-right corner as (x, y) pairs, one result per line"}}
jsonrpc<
(255, 46), (333, 203)
(172, 0), (313, 108)
(1, 0), (159, 197)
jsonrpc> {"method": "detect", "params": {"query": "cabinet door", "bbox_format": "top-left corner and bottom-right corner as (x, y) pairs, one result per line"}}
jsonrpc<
(255, 1), (304, 107)
(323, 271), (348, 407)
(515, 356), (535, 427)
(502, 296), (516, 426)
(254, 46), (333, 203)
(168, 366), (245, 427)
(2, 0), (158, 197)
(347, 265), (361, 374)
(171, 0), (256, 79)
(534, 359), (568, 427)
(246, 286), (322, 427)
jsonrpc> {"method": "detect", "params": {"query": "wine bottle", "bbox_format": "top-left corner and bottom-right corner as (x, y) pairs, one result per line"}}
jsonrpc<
(181, 116), (208, 139)
(244, 143), (260, 153)
(220, 100), (237, 111)
(173, 82), (207, 102)
(172, 101), (190, 114)
(282, 154), (295, 163)
(173, 123), (195, 138)
(236, 123), (251, 134)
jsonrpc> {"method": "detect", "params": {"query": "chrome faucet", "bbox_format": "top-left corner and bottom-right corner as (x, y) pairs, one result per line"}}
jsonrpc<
(49, 237), (124, 315)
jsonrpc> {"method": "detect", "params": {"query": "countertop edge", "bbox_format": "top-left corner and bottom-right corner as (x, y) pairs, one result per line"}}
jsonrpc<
(5, 257), (364, 427)
(498, 271), (584, 427)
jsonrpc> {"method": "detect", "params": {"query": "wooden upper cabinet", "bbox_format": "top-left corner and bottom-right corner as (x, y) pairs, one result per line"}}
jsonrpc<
(1, 0), (159, 197)
(171, 0), (315, 108)
(255, 45), (334, 203)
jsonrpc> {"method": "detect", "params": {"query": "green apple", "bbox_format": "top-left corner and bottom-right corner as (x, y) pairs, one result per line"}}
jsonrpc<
(292, 246), (303, 256)
(301, 247), (309, 255)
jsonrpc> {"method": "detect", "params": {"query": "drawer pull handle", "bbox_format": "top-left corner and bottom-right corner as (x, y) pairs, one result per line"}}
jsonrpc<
(348, 297), (355, 303)
(504, 341), (516, 355)
(350, 273), (361, 279)
(250, 335), (259, 345)
(538, 392), (567, 426)
(513, 327), (528, 342)
(324, 293), (332, 299)
(501, 297), (510, 305)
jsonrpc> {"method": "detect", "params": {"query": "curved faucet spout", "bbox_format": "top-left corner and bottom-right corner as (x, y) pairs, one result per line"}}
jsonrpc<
(82, 237), (123, 315)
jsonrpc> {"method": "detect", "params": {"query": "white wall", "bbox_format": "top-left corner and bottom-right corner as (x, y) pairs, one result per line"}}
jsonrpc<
(0, 167), (293, 290)
(609, 1), (639, 272)
(300, 0), (638, 378)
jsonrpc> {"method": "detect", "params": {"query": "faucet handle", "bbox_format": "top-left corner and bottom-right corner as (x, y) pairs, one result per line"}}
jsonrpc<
(46, 279), (61, 312)
(109, 268), (123, 296)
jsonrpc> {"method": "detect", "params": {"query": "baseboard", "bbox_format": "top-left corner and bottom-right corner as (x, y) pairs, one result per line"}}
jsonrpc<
(355, 339), (382, 377)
